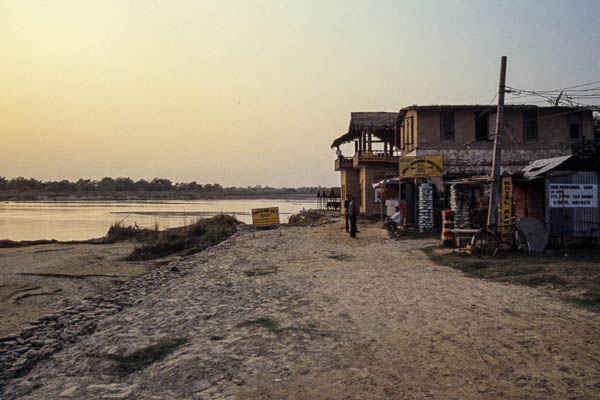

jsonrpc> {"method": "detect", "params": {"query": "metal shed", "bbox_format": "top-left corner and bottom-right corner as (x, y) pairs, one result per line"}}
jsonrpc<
(516, 156), (600, 239)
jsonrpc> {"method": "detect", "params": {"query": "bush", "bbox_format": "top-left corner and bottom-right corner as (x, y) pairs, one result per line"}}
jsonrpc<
(126, 214), (238, 260)
(103, 222), (157, 244)
(287, 210), (327, 226)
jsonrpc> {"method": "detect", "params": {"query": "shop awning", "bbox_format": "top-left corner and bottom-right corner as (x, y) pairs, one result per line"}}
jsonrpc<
(372, 177), (401, 188)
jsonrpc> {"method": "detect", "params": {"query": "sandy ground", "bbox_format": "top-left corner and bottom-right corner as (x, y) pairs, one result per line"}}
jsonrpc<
(3, 218), (600, 399)
(0, 243), (168, 337)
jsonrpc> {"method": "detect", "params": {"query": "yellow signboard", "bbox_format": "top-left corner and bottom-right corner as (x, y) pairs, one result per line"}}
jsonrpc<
(252, 207), (280, 226)
(500, 177), (513, 239)
(399, 156), (444, 178)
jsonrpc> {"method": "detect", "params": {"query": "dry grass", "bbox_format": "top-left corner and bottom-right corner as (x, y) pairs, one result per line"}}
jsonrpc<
(424, 246), (600, 311)
(126, 215), (239, 260)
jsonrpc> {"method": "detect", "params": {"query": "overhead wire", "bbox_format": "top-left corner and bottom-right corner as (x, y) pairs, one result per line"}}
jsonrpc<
(393, 80), (599, 154)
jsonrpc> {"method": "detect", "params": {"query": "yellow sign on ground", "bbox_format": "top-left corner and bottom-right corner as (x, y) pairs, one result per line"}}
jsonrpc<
(500, 177), (513, 239)
(399, 156), (444, 178)
(252, 207), (280, 226)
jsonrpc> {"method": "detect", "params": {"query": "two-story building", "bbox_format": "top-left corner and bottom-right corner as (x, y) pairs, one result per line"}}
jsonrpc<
(332, 105), (594, 220)
(331, 112), (399, 216)
(397, 104), (595, 178)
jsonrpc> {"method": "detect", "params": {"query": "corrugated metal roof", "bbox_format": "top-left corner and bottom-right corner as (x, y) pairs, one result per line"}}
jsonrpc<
(519, 155), (573, 178)
(372, 177), (400, 188)
(398, 104), (582, 112)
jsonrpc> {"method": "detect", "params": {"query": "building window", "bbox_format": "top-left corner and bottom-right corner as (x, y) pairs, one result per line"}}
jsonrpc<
(401, 117), (414, 151)
(568, 113), (582, 140)
(475, 111), (489, 141)
(400, 122), (405, 151)
(523, 110), (538, 141)
(440, 111), (454, 141)
(408, 117), (414, 147)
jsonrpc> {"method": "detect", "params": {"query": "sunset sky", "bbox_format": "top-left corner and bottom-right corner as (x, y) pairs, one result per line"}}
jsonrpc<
(2, 0), (599, 187)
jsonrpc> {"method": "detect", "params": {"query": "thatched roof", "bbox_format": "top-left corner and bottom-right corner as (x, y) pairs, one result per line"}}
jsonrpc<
(331, 112), (397, 148)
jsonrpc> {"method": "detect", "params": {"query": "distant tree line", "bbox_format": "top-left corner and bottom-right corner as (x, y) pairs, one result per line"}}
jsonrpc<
(0, 177), (320, 194)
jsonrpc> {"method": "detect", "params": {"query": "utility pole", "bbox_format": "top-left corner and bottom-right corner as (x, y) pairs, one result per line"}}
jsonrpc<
(487, 56), (507, 226)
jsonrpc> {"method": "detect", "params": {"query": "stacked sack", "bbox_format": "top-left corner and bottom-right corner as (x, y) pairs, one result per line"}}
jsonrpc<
(418, 183), (434, 232)
(450, 184), (471, 229)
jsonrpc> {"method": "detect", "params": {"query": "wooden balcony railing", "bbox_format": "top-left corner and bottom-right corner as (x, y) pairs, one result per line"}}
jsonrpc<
(352, 153), (399, 167)
(334, 157), (354, 170)
(335, 153), (400, 170)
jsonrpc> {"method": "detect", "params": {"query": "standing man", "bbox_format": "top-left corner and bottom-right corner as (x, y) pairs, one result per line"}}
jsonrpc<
(349, 195), (359, 238)
(344, 194), (351, 233)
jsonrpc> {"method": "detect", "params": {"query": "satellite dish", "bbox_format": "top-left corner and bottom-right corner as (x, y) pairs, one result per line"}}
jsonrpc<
(516, 217), (549, 252)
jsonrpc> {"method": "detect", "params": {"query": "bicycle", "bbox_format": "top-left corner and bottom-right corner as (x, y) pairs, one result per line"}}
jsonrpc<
(470, 216), (531, 258)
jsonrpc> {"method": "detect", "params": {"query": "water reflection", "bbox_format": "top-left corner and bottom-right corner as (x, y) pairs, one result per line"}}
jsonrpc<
(0, 199), (317, 241)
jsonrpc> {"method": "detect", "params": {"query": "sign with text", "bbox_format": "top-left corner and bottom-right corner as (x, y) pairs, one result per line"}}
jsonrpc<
(251, 207), (280, 226)
(358, 151), (388, 162)
(399, 156), (444, 178)
(549, 184), (597, 208)
(500, 177), (513, 239)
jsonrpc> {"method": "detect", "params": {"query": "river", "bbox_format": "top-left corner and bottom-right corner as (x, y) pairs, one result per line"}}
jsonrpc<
(0, 199), (317, 241)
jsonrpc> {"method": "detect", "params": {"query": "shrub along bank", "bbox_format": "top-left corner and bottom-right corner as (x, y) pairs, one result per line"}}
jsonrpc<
(125, 214), (239, 260)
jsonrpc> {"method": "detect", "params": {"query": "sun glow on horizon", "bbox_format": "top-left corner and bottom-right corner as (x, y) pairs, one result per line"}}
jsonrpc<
(2, 1), (599, 186)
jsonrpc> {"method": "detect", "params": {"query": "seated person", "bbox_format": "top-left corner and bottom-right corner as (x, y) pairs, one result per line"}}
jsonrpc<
(384, 207), (403, 232)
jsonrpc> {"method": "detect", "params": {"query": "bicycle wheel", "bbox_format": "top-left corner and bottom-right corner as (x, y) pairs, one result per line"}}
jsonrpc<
(471, 229), (499, 258)
(513, 229), (531, 254)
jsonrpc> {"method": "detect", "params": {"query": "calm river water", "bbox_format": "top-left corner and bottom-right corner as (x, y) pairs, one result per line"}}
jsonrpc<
(0, 199), (317, 241)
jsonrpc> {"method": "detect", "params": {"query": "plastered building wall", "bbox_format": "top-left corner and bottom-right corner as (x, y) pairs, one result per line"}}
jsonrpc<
(403, 108), (594, 176)
(340, 169), (360, 214)
(359, 165), (398, 215)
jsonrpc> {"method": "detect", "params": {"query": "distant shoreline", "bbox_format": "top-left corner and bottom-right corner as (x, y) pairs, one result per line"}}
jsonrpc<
(0, 191), (317, 202)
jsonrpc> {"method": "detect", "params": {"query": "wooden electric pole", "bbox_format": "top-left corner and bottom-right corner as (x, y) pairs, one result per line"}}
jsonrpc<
(487, 56), (507, 226)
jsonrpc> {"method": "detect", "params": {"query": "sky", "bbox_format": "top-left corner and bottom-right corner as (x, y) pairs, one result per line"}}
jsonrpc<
(2, 0), (600, 187)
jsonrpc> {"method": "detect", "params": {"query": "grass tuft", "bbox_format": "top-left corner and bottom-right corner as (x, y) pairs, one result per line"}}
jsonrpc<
(327, 254), (354, 261)
(96, 337), (187, 376)
(103, 221), (157, 244)
(287, 210), (328, 226)
(424, 246), (600, 312)
(243, 266), (278, 276)
(237, 317), (279, 332)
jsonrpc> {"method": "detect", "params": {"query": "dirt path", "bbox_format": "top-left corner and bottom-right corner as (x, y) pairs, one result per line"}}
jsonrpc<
(4, 218), (600, 399)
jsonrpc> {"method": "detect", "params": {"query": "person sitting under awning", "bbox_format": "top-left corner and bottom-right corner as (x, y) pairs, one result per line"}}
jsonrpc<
(384, 207), (403, 232)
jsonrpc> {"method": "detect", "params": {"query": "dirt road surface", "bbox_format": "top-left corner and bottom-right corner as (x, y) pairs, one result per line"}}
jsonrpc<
(4, 218), (600, 399)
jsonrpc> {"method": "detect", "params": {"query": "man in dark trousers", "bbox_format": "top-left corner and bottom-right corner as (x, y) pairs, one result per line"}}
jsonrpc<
(349, 195), (359, 238)
(343, 195), (351, 233)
